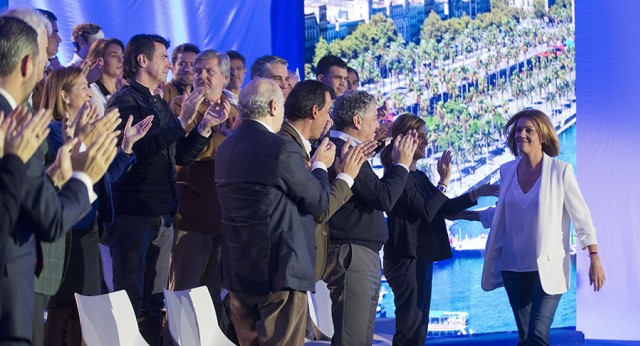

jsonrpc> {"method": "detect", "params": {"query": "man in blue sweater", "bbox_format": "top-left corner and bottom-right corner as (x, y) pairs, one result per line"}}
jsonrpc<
(324, 91), (418, 345)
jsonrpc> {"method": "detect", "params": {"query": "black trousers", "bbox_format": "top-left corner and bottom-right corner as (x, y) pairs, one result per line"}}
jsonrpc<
(384, 257), (434, 346)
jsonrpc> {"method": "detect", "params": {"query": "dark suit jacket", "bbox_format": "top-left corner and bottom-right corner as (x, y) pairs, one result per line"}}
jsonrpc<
(0, 155), (26, 234)
(279, 122), (353, 280)
(215, 120), (330, 294)
(0, 94), (91, 342)
(35, 137), (136, 297)
(385, 170), (476, 262)
(327, 136), (409, 252)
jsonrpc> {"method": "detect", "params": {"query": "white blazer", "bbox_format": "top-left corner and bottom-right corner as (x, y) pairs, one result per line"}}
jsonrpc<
(479, 154), (598, 295)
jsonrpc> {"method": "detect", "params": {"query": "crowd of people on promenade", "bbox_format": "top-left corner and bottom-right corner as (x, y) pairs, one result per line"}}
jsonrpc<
(0, 7), (605, 346)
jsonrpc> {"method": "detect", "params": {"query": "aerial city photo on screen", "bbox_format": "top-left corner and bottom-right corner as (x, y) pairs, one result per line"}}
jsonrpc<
(304, 0), (576, 336)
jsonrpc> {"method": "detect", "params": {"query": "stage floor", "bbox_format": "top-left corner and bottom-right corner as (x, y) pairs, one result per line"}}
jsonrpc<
(307, 319), (640, 345)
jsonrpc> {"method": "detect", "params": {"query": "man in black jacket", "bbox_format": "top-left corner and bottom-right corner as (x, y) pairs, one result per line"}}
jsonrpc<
(106, 34), (229, 345)
(215, 78), (334, 345)
(324, 90), (418, 345)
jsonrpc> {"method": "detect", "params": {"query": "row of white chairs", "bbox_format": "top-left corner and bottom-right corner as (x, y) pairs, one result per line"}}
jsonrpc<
(74, 282), (335, 346)
(74, 287), (234, 346)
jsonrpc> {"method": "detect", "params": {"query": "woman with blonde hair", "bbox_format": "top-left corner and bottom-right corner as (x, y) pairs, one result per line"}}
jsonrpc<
(462, 109), (605, 345)
(39, 66), (152, 346)
(380, 113), (497, 345)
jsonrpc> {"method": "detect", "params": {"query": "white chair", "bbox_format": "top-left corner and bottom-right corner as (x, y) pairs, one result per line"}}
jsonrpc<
(310, 281), (334, 338)
(74, 290), (149, 346)
(163, 286), (235, 346)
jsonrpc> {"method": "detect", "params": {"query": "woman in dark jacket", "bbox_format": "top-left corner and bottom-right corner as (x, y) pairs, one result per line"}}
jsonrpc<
(39, 66), (153, 346)
(380, 114), (497, 345)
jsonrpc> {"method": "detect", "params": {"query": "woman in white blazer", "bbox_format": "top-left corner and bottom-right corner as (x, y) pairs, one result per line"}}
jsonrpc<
(461, 109), (605, 345)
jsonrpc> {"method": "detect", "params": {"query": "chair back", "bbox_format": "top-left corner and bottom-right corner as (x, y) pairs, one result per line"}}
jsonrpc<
(75, 290), (149, 346)
(163, 286), (235, 346)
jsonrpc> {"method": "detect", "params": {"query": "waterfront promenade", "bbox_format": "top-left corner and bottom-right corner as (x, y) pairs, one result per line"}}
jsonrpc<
(424, 100), (576, 198)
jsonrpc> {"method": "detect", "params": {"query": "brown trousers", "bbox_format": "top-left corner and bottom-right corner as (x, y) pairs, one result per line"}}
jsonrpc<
(230, 290), (307, 346)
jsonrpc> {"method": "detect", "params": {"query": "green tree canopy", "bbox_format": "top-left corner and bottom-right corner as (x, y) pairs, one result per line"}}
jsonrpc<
(533, 0), (547, 19)
(421, 11), (445, 43)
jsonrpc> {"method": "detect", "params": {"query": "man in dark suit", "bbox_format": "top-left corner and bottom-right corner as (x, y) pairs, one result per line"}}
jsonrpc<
(0, 14), (118, 345)
(0, 106), (52, 235)
(324, 90), (418, 345)
(215, 78), (335, 345)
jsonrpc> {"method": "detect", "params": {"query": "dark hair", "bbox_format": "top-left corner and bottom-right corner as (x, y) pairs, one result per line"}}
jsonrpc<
(332, 90), (375, 131)
(123, 34), (170, 80)
(316, 55), (347, 77)
(250, 55), (287, 79)
(71, 23), (101, 51)
(284, 80), (333, 121)
(226, 50), (246, 66)
(87, 38), (124, 64)
(171, 43), (200, 65)
(0, 16), (38, 78)
(347, 66), (359, 80)
(380, 113), (425, 169)
(504, 109), (560, 157)
(36, 9), (57, 22)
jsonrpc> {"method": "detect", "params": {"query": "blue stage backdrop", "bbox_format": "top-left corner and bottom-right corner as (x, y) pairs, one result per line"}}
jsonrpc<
(7, 0), (305, 86)
(575, 0), (640, 340)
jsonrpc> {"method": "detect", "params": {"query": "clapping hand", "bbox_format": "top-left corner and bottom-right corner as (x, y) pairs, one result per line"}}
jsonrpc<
(318, 119), (333, 140)
(73, 104), (121, 147)
(178, 87), (206, 125)
(310, 137), (336, 169)
(0, 107), (52, 163)
(334, 138), (376, 178)
(121, 115), (154, 154)
(70, 131), (119, 184)
(376, 101), (388, 120)
(46, 138), (78, 187)
(437, 150), (452, 186)
(200, 99), (231, 133)
(79, 59), (102, 84)
(374, 121), (392, 142)
(391, 129), (419, 167)
(63, 102), (98, 143)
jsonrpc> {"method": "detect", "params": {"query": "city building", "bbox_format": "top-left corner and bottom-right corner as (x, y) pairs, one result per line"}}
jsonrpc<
(303, 0), (490, 63)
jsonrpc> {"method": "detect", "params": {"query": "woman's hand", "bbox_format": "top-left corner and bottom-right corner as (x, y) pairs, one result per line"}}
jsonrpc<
(589, 254), (605, 292)
(437, 150), (452, 186)
(121, 115), (154, 154)
(474, 183), (500, 197)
